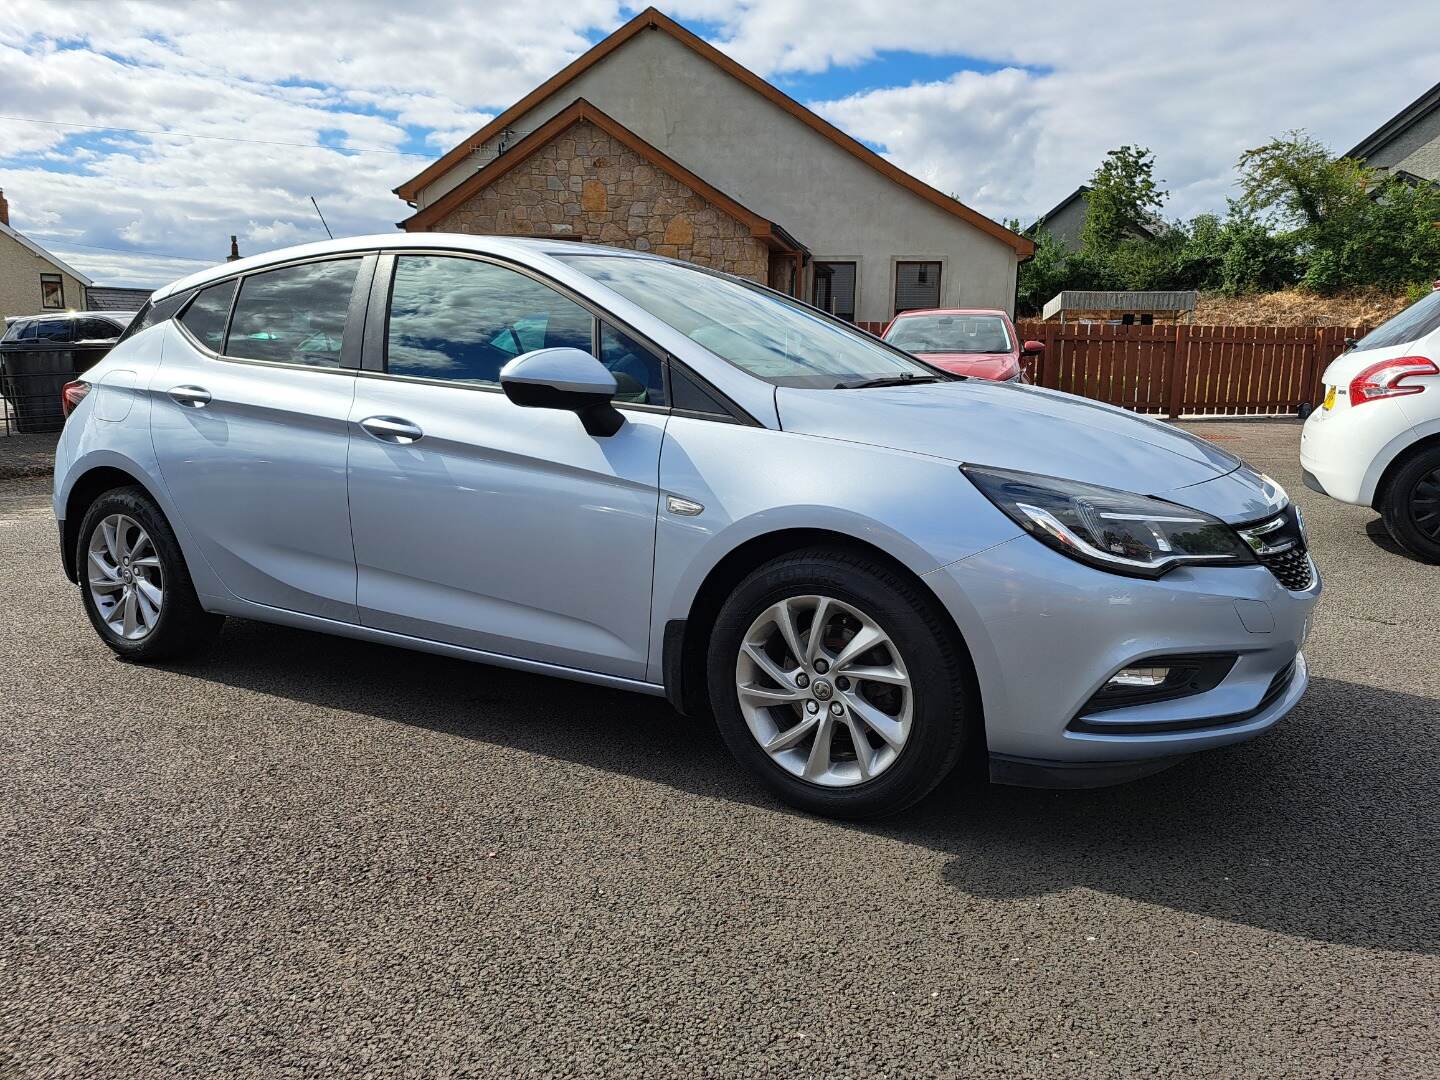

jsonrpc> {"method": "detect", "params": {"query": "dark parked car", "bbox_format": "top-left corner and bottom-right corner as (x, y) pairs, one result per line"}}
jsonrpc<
(1, 310), (137, 433)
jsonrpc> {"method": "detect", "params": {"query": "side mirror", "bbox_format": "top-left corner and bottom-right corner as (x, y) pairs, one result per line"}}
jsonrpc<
(1021, 340), (1046, 357)
(500, 347), (624, 437)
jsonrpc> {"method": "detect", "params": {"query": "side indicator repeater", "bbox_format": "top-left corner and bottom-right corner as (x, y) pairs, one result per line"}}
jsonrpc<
(666, 495), (704, 517)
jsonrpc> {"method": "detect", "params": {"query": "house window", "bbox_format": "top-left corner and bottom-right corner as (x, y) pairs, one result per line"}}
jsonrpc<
(894, 261), (941, 314)
(812, 262), (856, 321)
(40, 274), (64, 310)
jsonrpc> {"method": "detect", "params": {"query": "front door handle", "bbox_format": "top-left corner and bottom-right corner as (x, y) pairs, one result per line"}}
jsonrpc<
(168, 385), (212, 408)
(359, 415), (424, 444)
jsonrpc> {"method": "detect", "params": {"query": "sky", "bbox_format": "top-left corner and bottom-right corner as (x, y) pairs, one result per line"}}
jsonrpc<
(1, 1), (1437, 287)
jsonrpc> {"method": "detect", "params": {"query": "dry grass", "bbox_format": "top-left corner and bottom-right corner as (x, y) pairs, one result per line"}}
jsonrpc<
(1194, 287), (1415, 328)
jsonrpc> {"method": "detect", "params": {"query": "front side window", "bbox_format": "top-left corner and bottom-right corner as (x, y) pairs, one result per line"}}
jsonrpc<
(180, 279), (238, 353)
(556, 254), (937, 389)
(41, 274), (64, 310)
(226, 259), (359, 367)
(894, 261), (941, 314)
(29, 318), (73, 343)
(812, 262), (856, 322)
(885, 314), (1012, 354)
(599, 323), (665, 405)
(386, 255), (592, 387)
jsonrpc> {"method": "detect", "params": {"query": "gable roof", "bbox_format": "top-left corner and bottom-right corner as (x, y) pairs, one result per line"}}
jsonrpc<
(1029, 185), (1089, 232)
(86, 285), (153, 310)
(1027, 183), (1163, 240)
(401, 98), (804, 253)
(0, 220), (92, 285)
(395, 7), (1033, 257)
(1346, 78), (1440, 162)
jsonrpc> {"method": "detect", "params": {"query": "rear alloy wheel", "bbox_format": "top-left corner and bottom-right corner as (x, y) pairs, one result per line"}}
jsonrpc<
(87, 514), (165, 641)
(708, 548), (972, 819)
(1381, 446), (1440, 564)
(77, 486), (224, 661)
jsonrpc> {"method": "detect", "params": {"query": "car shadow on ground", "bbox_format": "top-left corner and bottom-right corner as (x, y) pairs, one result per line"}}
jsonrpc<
(1362, 516), (1433, 563)
(164, 618), (1439, 957)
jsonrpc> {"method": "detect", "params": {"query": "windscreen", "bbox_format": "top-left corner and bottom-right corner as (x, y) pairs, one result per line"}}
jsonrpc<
(555, 255), (940, 388)
(885, 314), (1012, 354)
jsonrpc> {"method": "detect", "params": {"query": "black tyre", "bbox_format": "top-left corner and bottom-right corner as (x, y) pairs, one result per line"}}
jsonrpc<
(76, 485), (224, 661)
(706, 547), (973, 819)
(1381, 446), (1440, 564)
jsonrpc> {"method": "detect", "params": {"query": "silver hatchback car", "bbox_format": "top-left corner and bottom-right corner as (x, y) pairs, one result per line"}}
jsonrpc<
(53, 235), (1319, 818)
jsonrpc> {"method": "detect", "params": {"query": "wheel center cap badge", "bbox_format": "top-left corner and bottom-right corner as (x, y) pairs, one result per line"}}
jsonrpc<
(812, 680), (833, 701)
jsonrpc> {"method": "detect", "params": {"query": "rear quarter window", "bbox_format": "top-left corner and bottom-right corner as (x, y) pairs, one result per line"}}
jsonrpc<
(115, 291), (188, 345)
(1353, 290), (1440, 353)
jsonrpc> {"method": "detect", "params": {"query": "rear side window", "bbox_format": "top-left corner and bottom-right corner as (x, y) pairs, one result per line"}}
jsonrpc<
(179, 279), (237, 353)
(1353, 289), (1440, 353)
(226, 259), (360, 367)
(76, 318), (121, 341)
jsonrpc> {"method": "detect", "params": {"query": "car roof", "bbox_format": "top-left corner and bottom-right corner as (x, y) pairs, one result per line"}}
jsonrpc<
(890, 308), (1010, 318)
(9, 310), (134, 323)
(151, 234), (655, 302)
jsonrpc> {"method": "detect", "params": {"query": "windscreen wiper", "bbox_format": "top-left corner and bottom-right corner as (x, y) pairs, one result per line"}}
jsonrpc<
(837, 374), (947, 389)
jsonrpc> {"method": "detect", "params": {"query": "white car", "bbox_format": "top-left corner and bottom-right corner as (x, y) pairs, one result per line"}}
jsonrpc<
(1301, 290), (1440, 561)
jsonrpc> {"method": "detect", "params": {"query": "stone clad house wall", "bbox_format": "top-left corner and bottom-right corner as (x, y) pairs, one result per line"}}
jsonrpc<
(430, 119), (770, 282)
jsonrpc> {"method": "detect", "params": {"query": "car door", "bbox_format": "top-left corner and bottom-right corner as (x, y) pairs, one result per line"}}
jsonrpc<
(150, 254), (374, 622)
(345, 252), (667, 680)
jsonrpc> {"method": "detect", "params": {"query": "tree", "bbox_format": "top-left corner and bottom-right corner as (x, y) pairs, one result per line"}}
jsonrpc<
(1080, 145), (1168, 253)
(1015, 134), (1438, 305)
(1012, 223), (1073, 316)
(1235, 131), (1369, 230)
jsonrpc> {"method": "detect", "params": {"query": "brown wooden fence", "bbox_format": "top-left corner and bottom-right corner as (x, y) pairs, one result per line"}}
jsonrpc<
(856, 318), (1364, 417)
(1011, 322), (1365, 417)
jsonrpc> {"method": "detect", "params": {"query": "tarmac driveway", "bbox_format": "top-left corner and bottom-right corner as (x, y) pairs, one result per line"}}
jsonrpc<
(1, 419), (1436, 1078)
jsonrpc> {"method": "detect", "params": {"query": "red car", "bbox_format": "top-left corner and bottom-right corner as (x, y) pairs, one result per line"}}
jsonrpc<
(881, 308), (1043, 382)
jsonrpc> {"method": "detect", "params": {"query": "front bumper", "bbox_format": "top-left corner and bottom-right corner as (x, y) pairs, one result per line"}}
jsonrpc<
(925, 535), (1320, 781)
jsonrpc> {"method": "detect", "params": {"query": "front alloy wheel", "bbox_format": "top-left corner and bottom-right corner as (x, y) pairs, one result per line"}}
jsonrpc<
(736, 595), (912, 787)
(708, 547), (972, 819)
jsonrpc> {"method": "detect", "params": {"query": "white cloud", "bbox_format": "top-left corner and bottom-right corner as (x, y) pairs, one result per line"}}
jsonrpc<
(688, 0), (1440, 224)
(1, 0), (1438, 285)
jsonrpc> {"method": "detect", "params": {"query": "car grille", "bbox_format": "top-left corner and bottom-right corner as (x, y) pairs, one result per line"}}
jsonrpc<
(1238, 505), (1314, 591)
(1259, 546), (1314, 591)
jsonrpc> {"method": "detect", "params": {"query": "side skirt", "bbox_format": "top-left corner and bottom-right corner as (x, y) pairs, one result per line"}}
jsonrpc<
(199, 593), (668, 698)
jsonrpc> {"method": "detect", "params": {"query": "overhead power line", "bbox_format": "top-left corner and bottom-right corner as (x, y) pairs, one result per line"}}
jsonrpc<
(0, 113), (434, 157)
(29, 235), (214, 263)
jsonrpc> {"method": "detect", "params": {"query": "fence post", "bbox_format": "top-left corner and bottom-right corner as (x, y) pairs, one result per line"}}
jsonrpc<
(1165, 323), (1186, 419)
(1300, 330), (1322, 411)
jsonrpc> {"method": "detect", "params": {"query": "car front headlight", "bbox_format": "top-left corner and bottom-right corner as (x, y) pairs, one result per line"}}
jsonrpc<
(962, 465), (1258, 579)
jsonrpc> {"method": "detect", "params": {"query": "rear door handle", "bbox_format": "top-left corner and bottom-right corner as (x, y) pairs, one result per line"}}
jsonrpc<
(359, 415), (424, 444)
(168, 385), (212, 408)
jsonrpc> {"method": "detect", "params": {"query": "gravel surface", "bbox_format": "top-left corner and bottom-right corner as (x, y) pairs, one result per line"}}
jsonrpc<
(0, 431), (61, 480)
(1, 420), (1436, 1079)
